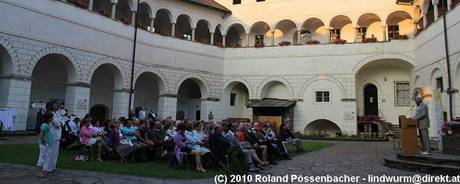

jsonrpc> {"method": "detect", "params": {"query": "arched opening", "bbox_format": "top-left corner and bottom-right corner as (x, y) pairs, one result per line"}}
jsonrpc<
(195, 20), (211, 44)
(134, 72), (163, 115)
(92, 0), (111, 17)
(0, 45), (14, 108)
(214, 25), (224, 47)
(115, 0), (133, 25)
(329, 15), (353, 43)
(137, 2), (152, 31)
(274, 19), (297, 45)
(453, 0), (460, 8)
(261, 81), (290, 100)
(357, 13), (383, 42)
(176, 78), (205, 121)
(355, 58), (414, 124)
(226, 24), (246, 48)
(29, 54), (77, 127)
(414, 6), (423, 33)
(386, 11), (414, 39)
(89, 64), (123, 119)
(154, 9), (172, 36)
(304, 119), (342, 137)
(437, 0), (449, 17)
(301, 18), (327, 44)
(175, 14), (192, 40)
(364, 84), (378, 116)
(223, 82), (251, 120)
(90, 104), (110, 122)
(249, 21), (271, 47)
(426, 3), (435, 27)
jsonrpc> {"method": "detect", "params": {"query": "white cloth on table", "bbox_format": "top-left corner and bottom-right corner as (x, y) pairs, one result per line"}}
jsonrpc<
(0, 108), (17, 131)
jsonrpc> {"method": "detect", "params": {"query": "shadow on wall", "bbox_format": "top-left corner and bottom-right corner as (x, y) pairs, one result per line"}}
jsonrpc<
(304, 119), (342, 137)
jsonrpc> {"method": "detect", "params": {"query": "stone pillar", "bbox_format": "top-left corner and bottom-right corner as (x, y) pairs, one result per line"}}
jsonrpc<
(150, 18), (155, 32)
(131, 11), (136, 26)
(271, 31), (275, 46)
(448, 0), (452, 11)
(210, 32), (214, 45)
(191, 28), (196, 41)
(157, 95), (177, 119)
(382, 25), (388, 41)
(171, 23), (176, 37)
(246, 33), (250, 47)
(297, 30), (301, 45)
(110, 1), (117, 19)
(112, 89), (130, 119)
(88, 0), (93, 10)
(0, 76), (32, 131)
(422, 13), (428, 28)
(326, 28), (331, 43)
(222, 35), (226, 47)
(65, 83), (91, 118)
(354, 27), (358, 42)
(200, 98), (221, 122)
(433, 0), (439, 21)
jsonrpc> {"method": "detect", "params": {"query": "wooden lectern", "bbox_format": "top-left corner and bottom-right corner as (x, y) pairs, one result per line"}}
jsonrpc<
(399, 115), (418, 155)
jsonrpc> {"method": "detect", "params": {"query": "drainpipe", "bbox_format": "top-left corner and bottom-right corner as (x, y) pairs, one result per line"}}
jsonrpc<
(128, 0), (140, 116)
(441, 0), (454, 121)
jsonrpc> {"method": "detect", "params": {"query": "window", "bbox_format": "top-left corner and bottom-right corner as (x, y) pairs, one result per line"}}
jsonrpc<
(256, 0), (265, 2)
(395, 82), (410, 106)
(230, 93), (236, 106)
(315, 91), (330, 103)
(436, 77), (443, 91)
(233, 0), (241, 4)
(255, 35), (264, 44)
(388, 25), (400, 39)
(330, 29), (340, 42)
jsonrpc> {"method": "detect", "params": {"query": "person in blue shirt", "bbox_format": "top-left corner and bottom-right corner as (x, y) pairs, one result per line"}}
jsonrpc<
(36, 111), (54, 177)
(121, 119), (138, 141)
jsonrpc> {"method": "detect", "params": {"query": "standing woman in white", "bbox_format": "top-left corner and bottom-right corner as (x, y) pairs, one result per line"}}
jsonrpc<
(44, 102), (63, 172)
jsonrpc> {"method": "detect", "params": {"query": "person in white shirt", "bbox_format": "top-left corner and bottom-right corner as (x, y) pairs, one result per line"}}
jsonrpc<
(44, 102), (63, 172)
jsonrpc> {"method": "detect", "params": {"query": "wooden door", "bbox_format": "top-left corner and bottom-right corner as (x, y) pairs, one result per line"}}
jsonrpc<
(258, 116), (282, 132)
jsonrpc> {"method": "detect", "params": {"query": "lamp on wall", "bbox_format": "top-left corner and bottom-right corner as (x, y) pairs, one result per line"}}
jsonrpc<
(384, 76), (387, 82)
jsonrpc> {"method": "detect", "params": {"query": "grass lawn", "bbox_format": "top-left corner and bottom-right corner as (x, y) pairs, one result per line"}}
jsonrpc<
(0, 141), (333, 179)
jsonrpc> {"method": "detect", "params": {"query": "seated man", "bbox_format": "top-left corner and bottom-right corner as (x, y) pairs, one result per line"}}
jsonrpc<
(147, 121), (166, 159)
(208, 124), (231, 165)
(279, 123), (304, 153)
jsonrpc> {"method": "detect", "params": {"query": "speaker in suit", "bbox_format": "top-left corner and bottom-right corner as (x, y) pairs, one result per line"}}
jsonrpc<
(413, 97), (430, 154)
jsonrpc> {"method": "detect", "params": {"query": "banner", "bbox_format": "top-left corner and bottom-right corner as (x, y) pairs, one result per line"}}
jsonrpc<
(432, 89), (443, 150)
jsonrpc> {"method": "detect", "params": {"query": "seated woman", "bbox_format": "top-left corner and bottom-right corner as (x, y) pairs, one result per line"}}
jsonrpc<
(174, 123), (206, 173)
(117, 119), (148, 163)
(279, 123), (304, 153)
(263, 123), (290, 159)
(185, 122), (210, 154)
(80, 120), (111, 162)
(236, 124), (268, 165)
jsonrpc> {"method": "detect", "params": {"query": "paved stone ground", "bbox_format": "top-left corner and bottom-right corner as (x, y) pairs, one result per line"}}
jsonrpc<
(0, 137), (420, 184)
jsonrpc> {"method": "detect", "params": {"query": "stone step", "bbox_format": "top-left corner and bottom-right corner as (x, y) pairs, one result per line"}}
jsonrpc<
(384, 158), (460, 175)
(397, 153), (460, 167)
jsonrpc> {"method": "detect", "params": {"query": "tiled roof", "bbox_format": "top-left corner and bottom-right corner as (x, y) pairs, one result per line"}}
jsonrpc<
(183, 0), (231, 13)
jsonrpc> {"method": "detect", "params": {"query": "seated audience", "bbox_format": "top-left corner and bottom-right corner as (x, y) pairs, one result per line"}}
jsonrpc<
(208, 124), (231, 166)
(174, 123), (207, 173)
(279, 123), (304, 153)
(80, 120), (111, 162)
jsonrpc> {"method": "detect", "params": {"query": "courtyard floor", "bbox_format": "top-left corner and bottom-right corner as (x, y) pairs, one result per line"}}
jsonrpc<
(0, 137), (418, 184)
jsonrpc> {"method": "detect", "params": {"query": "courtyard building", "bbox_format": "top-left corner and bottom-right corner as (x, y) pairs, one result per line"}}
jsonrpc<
(0, 0), (459, 138)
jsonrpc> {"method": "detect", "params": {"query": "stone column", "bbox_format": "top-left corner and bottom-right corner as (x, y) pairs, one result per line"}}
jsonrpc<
(171, 23), (176, 37)
(157, 94), (177, 119)
(112, 89), (130, 119)
(191, 28), (196, 41)
(65, 82), (91, 118)
(0, 76), (32, 131)
(222, 35), (226, 47)
(326, 28), (331, 43)
(433, 0), (439, 21)
(297, 30), (301, 45)
(271, 31), (275, 46)
(354, 27), (358, 42)
(448, 0), (452, 11)
(150, 18), (155, 32)
(382, 25), (388, 41)
(88, 0), (93, 10)
(246, 33), (250, 47)
(110, 1), (118, 19)
(210, 32), (214, 45)
(422, 13), (428, 28)
(131, 11), (136, 26)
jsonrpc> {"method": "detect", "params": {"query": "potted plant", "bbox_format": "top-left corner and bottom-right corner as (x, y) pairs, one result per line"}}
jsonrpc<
(278, 41), (291, 46)
(306, 40), (320, 45)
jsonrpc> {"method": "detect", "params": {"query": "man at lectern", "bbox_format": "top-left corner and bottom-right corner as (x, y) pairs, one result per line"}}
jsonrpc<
(413, 96), (430, 155)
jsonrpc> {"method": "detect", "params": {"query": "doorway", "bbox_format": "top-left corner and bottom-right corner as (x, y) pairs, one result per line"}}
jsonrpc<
(364, 84), (378, 116)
